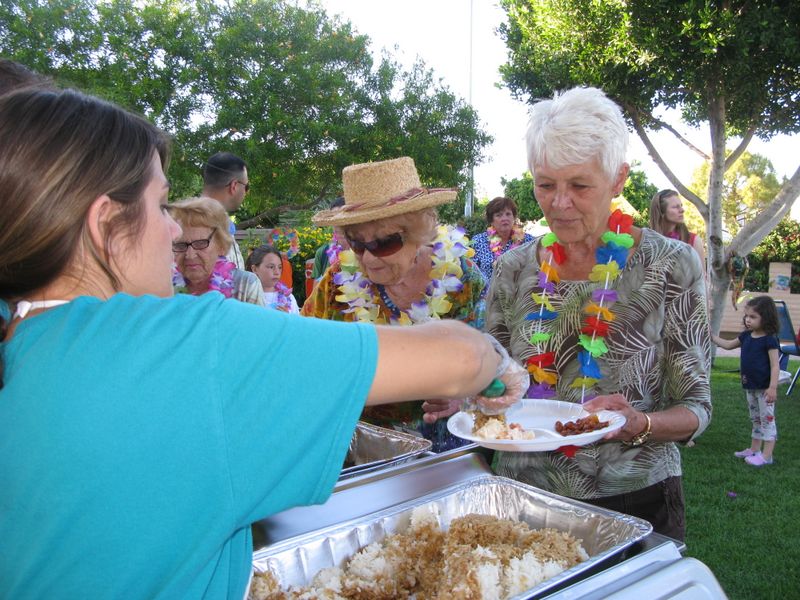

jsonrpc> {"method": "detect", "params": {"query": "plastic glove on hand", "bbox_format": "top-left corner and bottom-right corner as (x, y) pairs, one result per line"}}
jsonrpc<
(472, 359), (529, 415)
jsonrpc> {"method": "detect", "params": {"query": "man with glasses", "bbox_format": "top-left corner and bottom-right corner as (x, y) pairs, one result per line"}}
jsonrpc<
(202, 152), (250, 269)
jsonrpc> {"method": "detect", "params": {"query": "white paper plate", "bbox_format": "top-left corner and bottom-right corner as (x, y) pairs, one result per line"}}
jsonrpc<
(447, 399), (626, 452)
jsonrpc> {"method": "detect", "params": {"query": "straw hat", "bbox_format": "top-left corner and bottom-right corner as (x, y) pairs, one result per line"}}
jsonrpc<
(312, 157), (457, 227)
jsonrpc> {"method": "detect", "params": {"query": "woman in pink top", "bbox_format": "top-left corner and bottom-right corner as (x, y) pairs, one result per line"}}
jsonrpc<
(649, 189), (706, 265)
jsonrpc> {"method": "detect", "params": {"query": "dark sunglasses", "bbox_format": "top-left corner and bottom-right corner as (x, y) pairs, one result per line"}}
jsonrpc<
(173, 228), (216, 252)
(347, 232), (404, 258)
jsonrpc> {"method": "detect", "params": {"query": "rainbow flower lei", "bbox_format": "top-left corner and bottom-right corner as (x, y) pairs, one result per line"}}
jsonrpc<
(333, 225), (474, 325)
(172, 256), (236, 298)
(269, 227), (300, 258)
(527, 209), (634, 402)
(488, 224), (526, 258)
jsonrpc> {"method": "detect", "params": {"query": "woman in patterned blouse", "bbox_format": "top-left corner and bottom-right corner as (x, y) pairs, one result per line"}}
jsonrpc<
(428, 88), (712, 541)
(470, 196), (534, 286)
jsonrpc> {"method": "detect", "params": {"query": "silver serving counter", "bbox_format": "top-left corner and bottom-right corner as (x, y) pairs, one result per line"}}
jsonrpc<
(251, 446), (727, 599)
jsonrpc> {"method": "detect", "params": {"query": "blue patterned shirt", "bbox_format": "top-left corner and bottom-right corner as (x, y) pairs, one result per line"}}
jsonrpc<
(471, 230), (534, 284)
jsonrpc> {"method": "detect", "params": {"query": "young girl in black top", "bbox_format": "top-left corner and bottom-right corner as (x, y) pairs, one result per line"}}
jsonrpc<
(712, 296), (780, 466)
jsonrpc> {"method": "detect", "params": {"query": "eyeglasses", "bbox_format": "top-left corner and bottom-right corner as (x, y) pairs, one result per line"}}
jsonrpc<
(346, 232), (404, 258)
(172, 228), (216, 252)
(233, 180), (250, 193)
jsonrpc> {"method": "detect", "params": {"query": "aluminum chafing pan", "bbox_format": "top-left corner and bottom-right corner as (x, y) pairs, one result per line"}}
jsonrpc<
(252, 474), (652, 599)
(340, 421), (432, 480)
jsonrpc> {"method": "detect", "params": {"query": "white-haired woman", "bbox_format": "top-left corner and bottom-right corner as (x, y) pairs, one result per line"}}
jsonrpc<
(431, 87), (712, 540)
(170, 196), (266, 306)
(303, 157), (492, 451)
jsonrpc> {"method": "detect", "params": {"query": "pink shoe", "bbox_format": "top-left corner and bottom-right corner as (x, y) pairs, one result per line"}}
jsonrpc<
(745, 453), (773, 467)
(733, 448), (757, 458)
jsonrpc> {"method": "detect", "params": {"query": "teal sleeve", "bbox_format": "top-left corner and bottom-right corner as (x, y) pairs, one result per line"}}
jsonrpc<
(0, 293), (377, 598)
(211, 298), (378, 526)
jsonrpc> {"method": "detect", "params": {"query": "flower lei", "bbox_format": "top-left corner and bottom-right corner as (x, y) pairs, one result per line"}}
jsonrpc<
(325, 237), (343, 268)
(333, 225), (474, 325)
(488, 224), (526, 258)
(269, 227), (300, 259)
(172, 256), (236, 299)
(527, 209), (634, 403)
(268, 282), (294, 312)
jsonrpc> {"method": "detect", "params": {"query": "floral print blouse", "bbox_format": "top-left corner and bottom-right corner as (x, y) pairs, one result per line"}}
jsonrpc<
(485, 228), (712, 499)
(471, 230), (535, 284)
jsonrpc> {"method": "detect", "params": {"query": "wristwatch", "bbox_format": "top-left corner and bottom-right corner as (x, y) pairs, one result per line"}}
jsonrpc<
(624, 413), (652, 447)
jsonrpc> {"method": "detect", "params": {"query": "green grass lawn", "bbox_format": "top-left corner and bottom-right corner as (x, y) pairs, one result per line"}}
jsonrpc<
(682, 357), (800, 599)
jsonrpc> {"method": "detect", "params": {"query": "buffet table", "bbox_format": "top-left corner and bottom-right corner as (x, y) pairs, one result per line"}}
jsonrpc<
(252, 445), (727, 599)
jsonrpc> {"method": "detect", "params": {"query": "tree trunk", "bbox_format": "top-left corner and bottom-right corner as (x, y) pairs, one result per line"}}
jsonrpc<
(705, 87), (728, 333)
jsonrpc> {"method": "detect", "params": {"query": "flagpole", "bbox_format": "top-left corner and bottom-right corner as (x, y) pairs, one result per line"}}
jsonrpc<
(464, 0), (474, 218)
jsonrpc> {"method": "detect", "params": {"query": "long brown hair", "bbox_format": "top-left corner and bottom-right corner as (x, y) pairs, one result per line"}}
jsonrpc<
(745, 296), (779, 336)
(0, 88), (170, 387)
(649, 189), (691, 243)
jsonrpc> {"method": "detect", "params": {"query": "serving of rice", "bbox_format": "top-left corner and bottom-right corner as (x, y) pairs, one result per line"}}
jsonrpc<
(249, 507), (588, 600)
(472, 413), (536, 442)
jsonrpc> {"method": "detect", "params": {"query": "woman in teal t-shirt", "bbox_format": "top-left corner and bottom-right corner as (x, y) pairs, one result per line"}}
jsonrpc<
(0, 87), (528, 599)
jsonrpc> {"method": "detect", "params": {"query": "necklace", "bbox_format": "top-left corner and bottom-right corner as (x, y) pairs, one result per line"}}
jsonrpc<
(488, 225), (525, 258)
(14, 299), (70, 319)
(268, 282), (294, 312)
(527, 209), (634, 402)
(325, 239), (343, 268)
(173, 257), (236, 298)
(333, 225), (473, 325)
(375, 284), (402, 318)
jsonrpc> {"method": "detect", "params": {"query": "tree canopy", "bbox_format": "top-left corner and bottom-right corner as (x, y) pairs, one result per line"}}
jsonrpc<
(690, 152), (783, 238)
(500, 0), (800, 330)
(0, 0), (491, 225)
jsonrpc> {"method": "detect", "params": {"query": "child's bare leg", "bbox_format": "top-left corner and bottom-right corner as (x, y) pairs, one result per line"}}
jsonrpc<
(761, 440), (775, 462)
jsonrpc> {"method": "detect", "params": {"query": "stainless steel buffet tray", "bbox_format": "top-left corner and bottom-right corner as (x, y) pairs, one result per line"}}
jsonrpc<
(252, 473), (652, 599)
(340, 421), (432, 480)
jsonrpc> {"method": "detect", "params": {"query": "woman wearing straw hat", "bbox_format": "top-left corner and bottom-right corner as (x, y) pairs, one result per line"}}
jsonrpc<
(303, 157), (490, 451)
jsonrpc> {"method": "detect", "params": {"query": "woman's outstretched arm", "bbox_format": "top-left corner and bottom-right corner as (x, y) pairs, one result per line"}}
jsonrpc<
(367, 320), (498, 405)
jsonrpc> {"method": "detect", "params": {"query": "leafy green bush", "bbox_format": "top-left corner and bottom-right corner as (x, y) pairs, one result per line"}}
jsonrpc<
(441, 212), (488, 238)
(744, 219), (800, 293)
